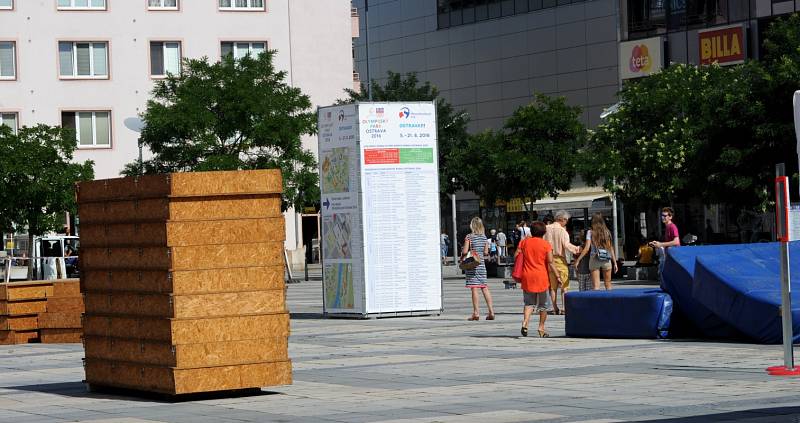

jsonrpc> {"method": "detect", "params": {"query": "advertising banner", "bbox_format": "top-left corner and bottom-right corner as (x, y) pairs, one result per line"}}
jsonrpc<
(698, 24), (745, 66)
(318, 102), (442, 316)
(619, 37), (663, 80)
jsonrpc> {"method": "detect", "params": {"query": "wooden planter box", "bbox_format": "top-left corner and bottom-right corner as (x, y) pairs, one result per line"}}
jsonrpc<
(80, 242), (283, 271)
(84, 290), (286, 319)
(0, 281), (54, 301)
(84, 337), (289, 368)
(82, 313), (289, 344)
(85, 359), (292, 395)
(81, 266), (284, 295)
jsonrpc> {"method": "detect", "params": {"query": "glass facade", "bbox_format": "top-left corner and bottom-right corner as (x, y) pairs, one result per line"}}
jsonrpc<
(437, 0), (586, 29)
(627, 0), (754, 39)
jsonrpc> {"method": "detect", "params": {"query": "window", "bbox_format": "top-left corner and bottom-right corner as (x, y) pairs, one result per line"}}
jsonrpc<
(221, 42), (266, 60)
(0, 0), (12, 10)
(59, 42), (108, 78)
(0, 41), (14, 79)
(150, 41), (181, 77)
(1, 113), (17, 134)
(219, 0), (265, 10)
(61, 111), (111, 147)
(437, 0), (584, 28)
(57, 0), (106, 10)
(148, 0), (178, 9)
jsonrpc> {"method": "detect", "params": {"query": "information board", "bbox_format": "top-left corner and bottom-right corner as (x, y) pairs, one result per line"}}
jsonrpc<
(317, 102), (442, 316)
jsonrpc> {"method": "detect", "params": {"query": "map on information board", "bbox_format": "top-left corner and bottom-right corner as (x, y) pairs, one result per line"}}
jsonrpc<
(320, 147), (351, 194)
(323, 213), (353, 259)
(324, 263), (354, 309)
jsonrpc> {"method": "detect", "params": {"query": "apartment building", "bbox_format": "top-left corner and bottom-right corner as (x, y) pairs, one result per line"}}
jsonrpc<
(0, 0), (356, 260)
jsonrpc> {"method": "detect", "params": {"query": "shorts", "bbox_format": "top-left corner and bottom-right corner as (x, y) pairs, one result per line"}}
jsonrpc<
(549, 256), (570, 291)
(578, 273), (592, 291)
(589, 255), (613, 271)
(523, 291), (551, 313)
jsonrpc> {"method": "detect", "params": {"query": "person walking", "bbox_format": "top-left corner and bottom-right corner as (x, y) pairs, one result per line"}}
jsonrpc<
(576, 230), (592, 291)
(574, 213), (618, 290)
(544, 210), (581, 315)
(440, 231), (450, 265)
(515, 221), (559, 337)
(650, 207), (680, 275)
(462, 217), (496, 321)
(496, 229), (507, 260)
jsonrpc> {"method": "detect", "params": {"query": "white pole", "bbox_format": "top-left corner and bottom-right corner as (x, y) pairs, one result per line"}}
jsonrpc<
(612, 193), (620, 259)
(793, 91), (800, 199)
(451, 192), (457, 266)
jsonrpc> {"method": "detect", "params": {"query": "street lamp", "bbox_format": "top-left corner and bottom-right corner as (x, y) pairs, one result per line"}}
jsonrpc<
(451, 177), (457, 266)
(123, 117), (145, 175)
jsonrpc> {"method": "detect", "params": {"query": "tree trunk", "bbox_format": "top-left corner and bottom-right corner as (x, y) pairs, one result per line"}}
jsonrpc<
(26, 233), (34, 281)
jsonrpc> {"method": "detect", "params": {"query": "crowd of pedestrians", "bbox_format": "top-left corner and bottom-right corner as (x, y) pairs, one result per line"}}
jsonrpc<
(456, 208), (680, 338)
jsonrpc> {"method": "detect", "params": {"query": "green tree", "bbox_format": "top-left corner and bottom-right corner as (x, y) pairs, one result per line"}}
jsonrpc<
(466, 94), (585, 210)
(0, 125), (94, 278)
(123, 51), (319, 211)
(342, 71), (470, 194)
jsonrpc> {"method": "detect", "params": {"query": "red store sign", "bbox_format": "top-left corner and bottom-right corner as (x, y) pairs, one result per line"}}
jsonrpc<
(699, 25), (745, 65)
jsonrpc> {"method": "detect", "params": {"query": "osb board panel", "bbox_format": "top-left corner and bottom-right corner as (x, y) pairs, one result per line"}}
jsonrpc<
(78, 196), (281, 225)
(0, 281), (54, 301)
(80, 218), (284, 248)
(0, 315), (38, 331)
(77, 170), (282, 203)
(84, 290), (286, 318)
(0, 300), (47, 316)
(85, 359), (292, 395)
(169, 170), (282, 198)
(80, 243), (283, 271)
(38, 312), (82, 329)
(78, 174), (170, 203)
(81, 266), (285, 294)
(46, 296), (85, 313)
(84, 337), (289, 368)
(83, 313), (289, 344)
(40, 328), (82, 343)
(0, 330), (39, 345)
(52, 280), (81, 297)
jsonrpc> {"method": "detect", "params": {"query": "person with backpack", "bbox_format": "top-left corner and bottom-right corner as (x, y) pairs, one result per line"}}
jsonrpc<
(573, 212), (618, 290)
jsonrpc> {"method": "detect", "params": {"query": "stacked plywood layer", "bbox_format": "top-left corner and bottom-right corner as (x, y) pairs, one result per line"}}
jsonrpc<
(78, 170), (292, 395)
(0, 280), (53, 344)
(40, 280), (84, 343)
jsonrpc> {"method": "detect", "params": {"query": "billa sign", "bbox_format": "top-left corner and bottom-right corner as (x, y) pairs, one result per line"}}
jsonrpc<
(699, 25), (745, 65)
(619, 37), (663, 80)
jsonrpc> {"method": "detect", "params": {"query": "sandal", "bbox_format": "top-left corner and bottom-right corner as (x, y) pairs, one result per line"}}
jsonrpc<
(521, 327), (528, 337)
(467, 314), (480, 321)
(485, 314), (496, 321)
(538, 329), (550, 338)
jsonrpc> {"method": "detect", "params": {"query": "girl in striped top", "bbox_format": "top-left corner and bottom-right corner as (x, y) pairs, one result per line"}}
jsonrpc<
(462, 217), (496, 321)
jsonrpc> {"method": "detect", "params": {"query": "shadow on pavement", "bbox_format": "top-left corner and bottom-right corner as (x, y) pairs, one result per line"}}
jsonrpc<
(7, 381), (280, 403)
(632, 406), (800, 422)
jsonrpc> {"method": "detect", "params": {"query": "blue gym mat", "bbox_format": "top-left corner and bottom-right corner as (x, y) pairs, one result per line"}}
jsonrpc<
(565, 288), (672, 339)
(692, 242), (800, 344)
(661, 245), (745, 339)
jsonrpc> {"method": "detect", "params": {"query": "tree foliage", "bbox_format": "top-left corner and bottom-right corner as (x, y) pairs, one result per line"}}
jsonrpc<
(342, 71), (470, 194)
(464, 94), (585, 208)
(123, 51), (319, 211)
(0, 124), (94, 275)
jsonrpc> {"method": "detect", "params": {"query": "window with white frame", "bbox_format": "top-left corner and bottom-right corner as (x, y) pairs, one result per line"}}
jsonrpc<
(150, 41), (181, 77)
(61, 111), (111, 147)
(0, 42), (14, 79)
(57, 0), (106, 10)
(219, 0), (264, 10)
(221, 42), (266, 60)
(59, 41), (108, 78)
(0, 0), (13, 10)
(148, 0), (177, 9)
(0, 113), (17, 134)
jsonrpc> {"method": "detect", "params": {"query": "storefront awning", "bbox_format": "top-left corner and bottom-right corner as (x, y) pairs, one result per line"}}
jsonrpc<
(524, 192), (611, 212)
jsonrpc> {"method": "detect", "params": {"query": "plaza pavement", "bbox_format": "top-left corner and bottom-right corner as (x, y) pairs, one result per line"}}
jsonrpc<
(1, 267), (800, 422)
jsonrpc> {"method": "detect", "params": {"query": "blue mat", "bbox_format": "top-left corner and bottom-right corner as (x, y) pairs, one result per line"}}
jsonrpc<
(661, 245), (744, 339)
(565, 288), (672, 339)
(692, 242), (800, 344)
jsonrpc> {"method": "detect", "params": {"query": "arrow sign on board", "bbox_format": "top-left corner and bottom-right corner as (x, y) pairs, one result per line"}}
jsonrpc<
(323, 198), (330, 210)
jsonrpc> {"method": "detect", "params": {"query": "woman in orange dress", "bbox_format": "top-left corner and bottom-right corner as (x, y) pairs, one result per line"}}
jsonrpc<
(514, 221), (561, 337)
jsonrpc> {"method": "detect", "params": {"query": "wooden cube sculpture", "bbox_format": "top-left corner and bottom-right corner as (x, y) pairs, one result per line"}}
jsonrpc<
(77, 170), (292, 395)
